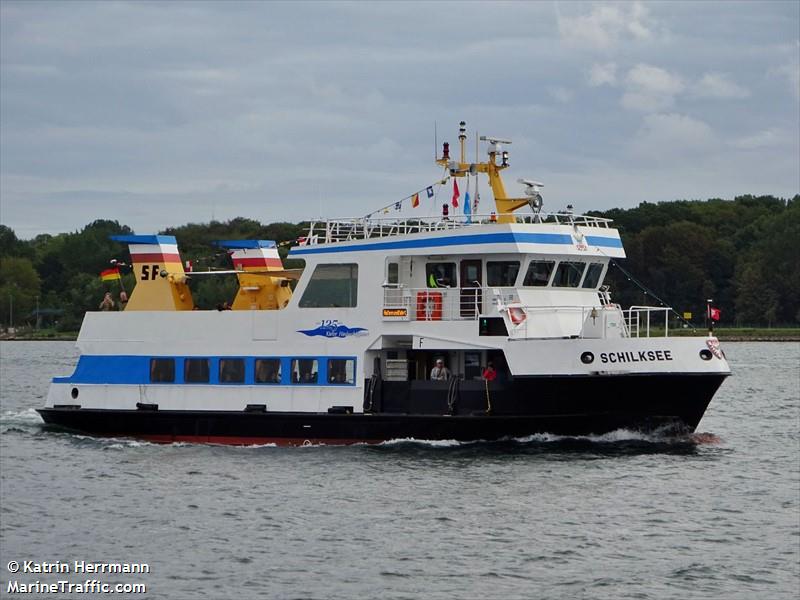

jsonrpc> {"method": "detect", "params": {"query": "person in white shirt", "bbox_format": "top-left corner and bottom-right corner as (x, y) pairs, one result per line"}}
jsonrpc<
(430, 358), (451, 381)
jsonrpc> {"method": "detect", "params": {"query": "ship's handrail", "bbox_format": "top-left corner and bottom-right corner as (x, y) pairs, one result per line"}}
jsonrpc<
(383, 286), (673, 339)
(303, 212), (613, 245)
(623, 306), (671, 338)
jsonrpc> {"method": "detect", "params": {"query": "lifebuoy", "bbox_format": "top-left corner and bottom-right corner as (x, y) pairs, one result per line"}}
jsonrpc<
(508, 305), (527, 325)
(416, 291), (443, 321)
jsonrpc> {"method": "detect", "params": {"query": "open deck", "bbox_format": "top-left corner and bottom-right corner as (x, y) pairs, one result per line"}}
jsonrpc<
(302, 211), (614, 245)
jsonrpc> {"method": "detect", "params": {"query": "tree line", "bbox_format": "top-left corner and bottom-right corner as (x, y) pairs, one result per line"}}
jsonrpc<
(0, 194), (797, 331)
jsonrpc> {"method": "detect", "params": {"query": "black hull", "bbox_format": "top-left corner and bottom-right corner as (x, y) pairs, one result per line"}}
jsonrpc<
(38, 373), (727, 445)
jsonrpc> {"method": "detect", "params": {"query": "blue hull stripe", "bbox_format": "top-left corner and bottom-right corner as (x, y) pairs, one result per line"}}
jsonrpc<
(54, 355), (356, 386)
(290, 232), (622, 255)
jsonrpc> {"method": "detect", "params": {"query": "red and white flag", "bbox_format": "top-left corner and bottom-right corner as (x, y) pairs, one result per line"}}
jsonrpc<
(708, 306), (721, 321)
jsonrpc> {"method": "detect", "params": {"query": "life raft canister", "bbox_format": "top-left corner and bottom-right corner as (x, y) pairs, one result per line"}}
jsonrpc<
(416, 291), (443, 321)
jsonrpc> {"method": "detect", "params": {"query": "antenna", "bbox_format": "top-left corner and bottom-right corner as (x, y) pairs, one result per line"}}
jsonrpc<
(434, 121), (438, 161)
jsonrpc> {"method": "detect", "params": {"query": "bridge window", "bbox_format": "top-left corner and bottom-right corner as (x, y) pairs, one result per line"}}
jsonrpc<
(487, 261), (520, 286)
(553, 262), (586, 288)
(219, 358), (245, 383)
(426, 263), (456, 288)
(328, 359), (355, 384)
(149, 358), (175, 383)
(582, 263), (605, 289)
(523, 260), (555, 286)
(184, 358), (210, 383)
(255, 358), (281, 384)
(291, 359), (318, 384)
(299, 264), (358, 308)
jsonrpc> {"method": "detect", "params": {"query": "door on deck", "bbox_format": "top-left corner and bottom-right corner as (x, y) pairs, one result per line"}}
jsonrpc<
(460, 260), (483, 317)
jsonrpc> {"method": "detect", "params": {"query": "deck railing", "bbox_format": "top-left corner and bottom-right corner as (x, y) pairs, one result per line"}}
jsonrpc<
(303, 211), (613, 245)
(382, 287), (673, 339)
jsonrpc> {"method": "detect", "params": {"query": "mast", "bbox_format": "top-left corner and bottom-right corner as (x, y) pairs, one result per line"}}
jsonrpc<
(435, 121), (532, 223)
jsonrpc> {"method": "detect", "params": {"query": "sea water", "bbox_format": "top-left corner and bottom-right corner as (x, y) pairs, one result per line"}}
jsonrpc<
(1, 341), (798, 599)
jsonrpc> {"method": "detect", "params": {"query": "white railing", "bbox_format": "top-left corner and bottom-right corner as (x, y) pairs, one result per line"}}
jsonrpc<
(382, 286), (517, 321)
(303, 211), (613, 245)
(623, 306), (671, 338)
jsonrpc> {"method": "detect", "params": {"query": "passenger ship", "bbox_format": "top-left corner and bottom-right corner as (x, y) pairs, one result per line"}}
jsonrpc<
(38, 122), (730, 445)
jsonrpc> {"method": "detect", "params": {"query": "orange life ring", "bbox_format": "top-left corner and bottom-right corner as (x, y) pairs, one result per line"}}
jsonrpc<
(416, 291), (443, 321)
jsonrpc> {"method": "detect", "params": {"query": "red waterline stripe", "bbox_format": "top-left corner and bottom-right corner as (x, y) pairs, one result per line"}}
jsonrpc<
(137, 434), (384, 446)
(232, 257), (283, 268)
(130, 253), (182, 263)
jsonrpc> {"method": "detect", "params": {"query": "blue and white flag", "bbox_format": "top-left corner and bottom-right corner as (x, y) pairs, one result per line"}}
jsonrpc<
(426, 186), (434, 198)
(464, 191), (472, 223)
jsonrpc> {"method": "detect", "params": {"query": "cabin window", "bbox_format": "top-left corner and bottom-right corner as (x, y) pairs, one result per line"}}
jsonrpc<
(426, 263), (456, 288)
(387, 263), (399, 285)
(487, 261), (520, 286)
(255, 359), (281, 384)
(149, 358), (175, 383)
(219, 358), (245, 383)
(582, 263), (605, 289)
(299, 264), (358, 308)
(328, 359), (355, 384)
(291, 359), (318, 384)
(553, 262), (586, 288)
(523, 260), (555, 286)
(184, 358), (210, 383)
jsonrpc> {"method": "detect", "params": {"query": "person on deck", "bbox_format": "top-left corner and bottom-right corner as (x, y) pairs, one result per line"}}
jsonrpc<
(99, 292), (115, 311)
(430, 359), (451, 381)
(482, 361), (497, 381)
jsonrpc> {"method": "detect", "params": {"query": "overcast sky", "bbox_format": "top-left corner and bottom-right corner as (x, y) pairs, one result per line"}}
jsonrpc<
(1, 1), (798, 237)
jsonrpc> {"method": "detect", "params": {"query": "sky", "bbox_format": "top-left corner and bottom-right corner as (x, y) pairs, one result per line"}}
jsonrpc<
(1, 0), (798, 238)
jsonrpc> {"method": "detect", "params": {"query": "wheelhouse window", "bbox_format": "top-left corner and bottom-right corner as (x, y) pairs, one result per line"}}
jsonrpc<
(219, 358), (245, 383)
(553, 262), (586, 288)
(523, 260), (555, 286)
(150, 358), (175, 383)
(299, 264), (358, 308)
(291, 359), (318, 384)
(255, 359), (281, 384)
(184, 358), (209, 383)
(328, 359), (355, 384)
(487, 261), (520, 287)
(426, 263), (456, 288)
(582, 263), (605, 289)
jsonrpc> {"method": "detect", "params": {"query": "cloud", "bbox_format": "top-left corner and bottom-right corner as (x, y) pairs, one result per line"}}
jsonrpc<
(621, 64), (684, 112)
(733, 128), (790, 150)
(547, 86), (574, 103)
(692, 73), (750, 98)
(632, 113), (715, 159)
(557, 2), (655, 49)
(588, 62), (617, 86)
(768, 59), (800, 101)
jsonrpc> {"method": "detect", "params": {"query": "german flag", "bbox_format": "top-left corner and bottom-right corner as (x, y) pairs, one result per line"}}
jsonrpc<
(100, 268), (121, 281)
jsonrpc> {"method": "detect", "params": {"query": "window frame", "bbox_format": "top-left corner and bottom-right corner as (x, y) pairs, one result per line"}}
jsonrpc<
(254, 358), (282, 385)
(552, 261), (587, 288)
(149, 358), (175, 383)
(486, 261), (521, 287)
(581, 263), (605, 289)
(218, 357), (246, 384)
(299, 263), (359, 308)
(425, 262), (457, 288)
(522, 260), (556, 287)
(184, 358), (210, 384)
